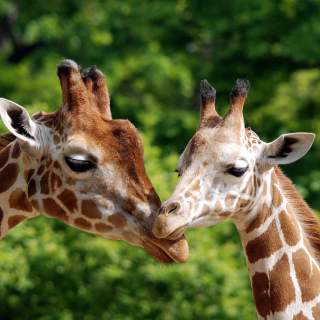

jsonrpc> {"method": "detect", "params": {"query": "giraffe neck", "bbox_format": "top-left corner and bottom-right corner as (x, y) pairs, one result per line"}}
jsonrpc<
(235, 168), (320, 319)
(0, 141), (39, 238)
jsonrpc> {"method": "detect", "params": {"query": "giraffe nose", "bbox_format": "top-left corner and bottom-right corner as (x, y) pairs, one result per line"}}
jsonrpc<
(153, 201), (186, 240)
(159, 201), (181, 216)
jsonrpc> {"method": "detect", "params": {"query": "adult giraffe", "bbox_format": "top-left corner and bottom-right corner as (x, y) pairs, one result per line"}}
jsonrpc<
(0, 59), (188, 263)
(153, 79), (320, 318)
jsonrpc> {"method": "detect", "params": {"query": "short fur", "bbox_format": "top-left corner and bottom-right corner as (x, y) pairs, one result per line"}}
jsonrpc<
(275, 167), (320, 263)
(0, 133), (15, 149)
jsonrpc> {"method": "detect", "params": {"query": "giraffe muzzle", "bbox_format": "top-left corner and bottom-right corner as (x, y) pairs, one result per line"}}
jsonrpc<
(142, 232), (189, 263)
(152, 201), (189, 240)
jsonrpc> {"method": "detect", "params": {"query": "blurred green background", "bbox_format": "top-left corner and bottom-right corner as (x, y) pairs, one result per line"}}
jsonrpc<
(0, 1), (319, 319)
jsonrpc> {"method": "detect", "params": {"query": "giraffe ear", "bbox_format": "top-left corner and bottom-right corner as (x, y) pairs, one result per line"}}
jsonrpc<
(0, 98), (40, 149)
(263, 133), (315, 165)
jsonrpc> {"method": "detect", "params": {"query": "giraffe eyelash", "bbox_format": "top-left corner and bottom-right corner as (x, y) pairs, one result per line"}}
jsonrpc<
(226, 166), (248, 177)
(65, 156), (96, 173)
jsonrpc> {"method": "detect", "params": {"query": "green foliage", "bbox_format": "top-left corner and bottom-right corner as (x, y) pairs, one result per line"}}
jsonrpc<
(0, 219), (253, 319)
(0, 0), (319, 318)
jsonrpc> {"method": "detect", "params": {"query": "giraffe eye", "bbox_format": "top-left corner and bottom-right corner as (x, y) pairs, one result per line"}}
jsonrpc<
(65, 156), (96, 173)
(227, 166), (248, 177)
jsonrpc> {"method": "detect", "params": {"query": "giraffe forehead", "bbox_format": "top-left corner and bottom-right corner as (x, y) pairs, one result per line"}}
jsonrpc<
(36, 108), (143, 158)
(214, 143), (248, 163)
(64, 123), (142, 158)
(196, 125), (262, 150)
(192, 126), (245, 152)
(192, 140), (248, 165)
(64, 135), (103, 159)
(201, 129), (262, 165)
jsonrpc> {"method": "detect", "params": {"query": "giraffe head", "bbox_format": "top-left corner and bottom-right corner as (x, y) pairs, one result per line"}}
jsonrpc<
(0, 59), (188, 262)
(153, 79), (315, 239)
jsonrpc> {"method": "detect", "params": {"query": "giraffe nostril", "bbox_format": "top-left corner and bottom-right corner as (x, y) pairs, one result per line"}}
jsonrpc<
(162, 202), (181, 216)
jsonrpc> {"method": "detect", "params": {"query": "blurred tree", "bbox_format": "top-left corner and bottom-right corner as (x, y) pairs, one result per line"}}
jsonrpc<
(0, 0), (319, 319)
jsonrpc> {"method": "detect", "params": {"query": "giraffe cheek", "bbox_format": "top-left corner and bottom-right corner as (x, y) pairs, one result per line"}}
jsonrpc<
(108, 213), (127, 228)
(81, 200), (102, 219)
(57, 189), (78, 213)
(74, 218), (92, 230)
(219, 211), (232, 218)
(213, 200), (223, 213)
(238, 198), (251, 210)
(9, 188), (33, 212)
(225, 194), (237, 209)
(43, 198), (68, 222)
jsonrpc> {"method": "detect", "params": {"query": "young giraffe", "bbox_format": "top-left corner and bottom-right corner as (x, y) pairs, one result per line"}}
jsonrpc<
(0, 59), (188, 263)
(153, 79), (320, 318)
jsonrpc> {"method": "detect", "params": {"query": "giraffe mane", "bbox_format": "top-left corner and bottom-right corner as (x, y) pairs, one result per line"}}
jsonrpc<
(275, 167), (320, 263)
(0, 133), (16, 150)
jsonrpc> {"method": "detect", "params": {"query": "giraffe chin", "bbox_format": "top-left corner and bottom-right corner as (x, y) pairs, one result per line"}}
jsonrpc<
(142, 234), (189, 263)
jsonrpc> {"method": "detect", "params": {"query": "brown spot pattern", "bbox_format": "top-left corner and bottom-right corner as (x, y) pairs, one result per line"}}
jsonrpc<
(51, 172), (62, 192)
(238, 198), (250, 210)
(122, 198), (136, 213)
(28, 179), (37, 197)
(269, 254), (295, 313)
(0, 163), (19, 193)
(95, 222), (113, 233)
(214, 200), (223, 212)
(272, 183), (282, 208)
(0, 207), (3, 224)
(279, 210), (300, 246)
(30, 199), (40, 211)
(8, 215), (26, 228)
(25, 169), (35, 182)
(11, 142), (21, 158)
(191, 179), (200, 192)
(312, 303), (320, 319)
(293, 249), (320, 302)
(9, 188), (33, 212)
(45, 158), (52, 168)
(220, 211), (232, 217)
(53, 161), (61, 171)
(0, 145), (10, 168)
(200, 205), (210, 216)
(252, 272), (271, 318)
(225, 194), (237, 207)
(82, 200), (102, 219)
(246, 204), (271, 233)
(40, 171), (50, 195)
(185, 190), (192, 198)
(37, 165), (45, 175)
(123, 230), (136, 242)
(53, 135), (60, 144)
(58, 189), (77, 213)
(74, 218), (92, 230)
(246, 220), (282, 263)
(43, 198), (68, 221)
(252, 254), (295, 318)
(293, 312), (308, 320)
(109, 213), (127, 228)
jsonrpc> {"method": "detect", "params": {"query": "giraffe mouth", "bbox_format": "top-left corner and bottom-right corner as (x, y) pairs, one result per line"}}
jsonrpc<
(164, 226), (187, 241)
(142, 231), (189, 263)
